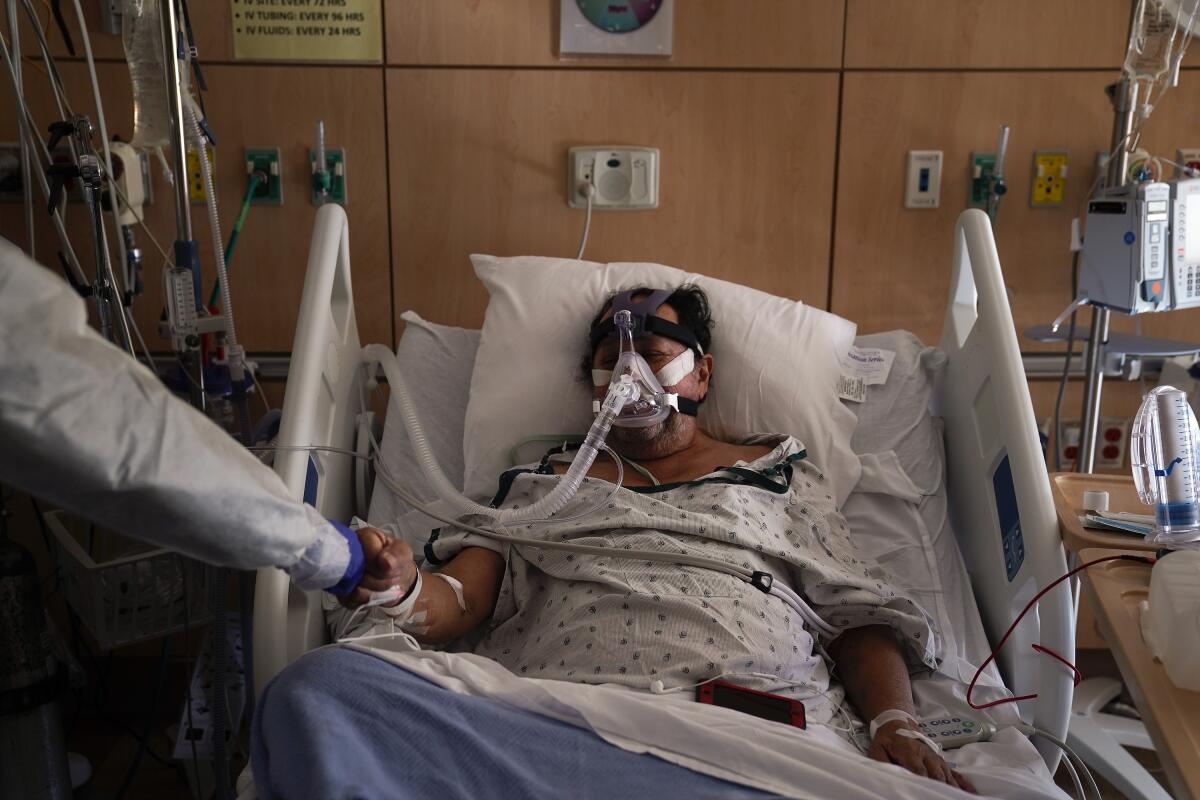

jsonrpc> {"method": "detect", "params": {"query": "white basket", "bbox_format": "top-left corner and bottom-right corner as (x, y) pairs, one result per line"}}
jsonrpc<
(44, 510), (212, 651)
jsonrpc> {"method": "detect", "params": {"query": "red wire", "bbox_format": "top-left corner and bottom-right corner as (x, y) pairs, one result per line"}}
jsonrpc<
(966, 554), (1154, 710)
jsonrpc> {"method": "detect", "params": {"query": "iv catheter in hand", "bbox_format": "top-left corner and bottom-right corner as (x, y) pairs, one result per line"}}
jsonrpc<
(357, 309), (839, 637)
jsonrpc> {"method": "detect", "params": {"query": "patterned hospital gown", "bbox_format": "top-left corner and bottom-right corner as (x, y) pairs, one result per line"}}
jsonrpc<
(427, 435), (940, 703)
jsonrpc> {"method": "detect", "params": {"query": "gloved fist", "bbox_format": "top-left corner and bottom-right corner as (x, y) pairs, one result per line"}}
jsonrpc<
(337, 526), (417, 608)
(868, 719), (977, 794)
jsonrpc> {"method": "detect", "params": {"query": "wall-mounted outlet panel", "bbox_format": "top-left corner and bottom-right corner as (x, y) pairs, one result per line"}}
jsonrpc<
(1059, 420), (1082, 469)
(187, 146), (215, 205)
(904, 150), (942, 209)
(309, 148), (346, 206)
(1177, 148), (1200, 178)
(245, 147), (283, 205)
(1096, 417), (1130, 470)
(568, 147), (659, 209)
(1031, 150), (1068, 208)
(969, 151), (996, 208)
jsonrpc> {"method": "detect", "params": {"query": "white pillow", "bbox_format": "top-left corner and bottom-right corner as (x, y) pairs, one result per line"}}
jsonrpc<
(461, 255), (862, 506)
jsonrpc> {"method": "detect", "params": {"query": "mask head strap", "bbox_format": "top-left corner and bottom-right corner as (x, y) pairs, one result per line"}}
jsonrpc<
(588, 289), (704, 358)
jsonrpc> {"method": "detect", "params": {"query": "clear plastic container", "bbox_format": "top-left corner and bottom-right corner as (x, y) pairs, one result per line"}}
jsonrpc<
(1131, 385), (1200, 544)
(123, 0), (171, 149)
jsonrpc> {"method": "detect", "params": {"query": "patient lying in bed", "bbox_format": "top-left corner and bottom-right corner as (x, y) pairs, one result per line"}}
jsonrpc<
(333, 286), (977, 794)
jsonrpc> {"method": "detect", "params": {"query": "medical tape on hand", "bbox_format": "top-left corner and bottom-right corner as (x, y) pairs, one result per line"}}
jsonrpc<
(377, 571), (423, 621)
(432, 572), (467, 611)
(868, 709), (918, 739)
(591, 349), (695, 388)
(868, 709), (941, 754)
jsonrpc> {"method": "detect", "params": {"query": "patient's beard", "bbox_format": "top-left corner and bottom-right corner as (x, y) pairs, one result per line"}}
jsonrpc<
(607, 411), (694, 461)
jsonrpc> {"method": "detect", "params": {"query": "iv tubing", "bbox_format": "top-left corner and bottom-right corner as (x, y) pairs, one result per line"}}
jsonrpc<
(7, 0), (33, 260)
(73, 0), (130, 301)
(0, 25), (86, 284)
(185, 101), (244, 381)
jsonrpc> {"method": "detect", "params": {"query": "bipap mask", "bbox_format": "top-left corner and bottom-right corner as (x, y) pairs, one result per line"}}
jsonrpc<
(594, 310), (689, 428)
(589, 289), (703, 426)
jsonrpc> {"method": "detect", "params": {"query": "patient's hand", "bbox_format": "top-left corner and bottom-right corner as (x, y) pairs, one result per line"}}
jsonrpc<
(869, 719), (977, 794)
(338, 526), (417, 608)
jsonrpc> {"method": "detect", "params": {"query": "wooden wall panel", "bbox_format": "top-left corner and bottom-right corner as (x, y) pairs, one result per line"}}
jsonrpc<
(0, 62), (391, 350)
(831, 71), (1140, 348)
(387, 69), (839, 328)
(843, 0), (1196, 69)
(386, 0), (844, 68)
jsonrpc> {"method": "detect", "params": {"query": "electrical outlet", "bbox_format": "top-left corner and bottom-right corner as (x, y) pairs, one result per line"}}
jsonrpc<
(1060, 420), (1082, 470)
(1031, 150), (1068, 208)
(567, 147), (659, 209)
(244, 148), (283, 205)
(1096, 417), (1130, 470)
(187, 145), (214, 205)
(905, 150), (942, 209)
(1094, 151), (1111, 193)
(309, 147), (347, 206)
(1177, 148), (1200, 178)
(968, 152), (996, 208)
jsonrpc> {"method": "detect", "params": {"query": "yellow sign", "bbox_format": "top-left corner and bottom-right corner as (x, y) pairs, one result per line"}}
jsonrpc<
(232, 0), (381, 62)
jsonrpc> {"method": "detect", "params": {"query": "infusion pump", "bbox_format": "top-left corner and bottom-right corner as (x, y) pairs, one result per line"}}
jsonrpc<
(1080, 179), (1200, 314)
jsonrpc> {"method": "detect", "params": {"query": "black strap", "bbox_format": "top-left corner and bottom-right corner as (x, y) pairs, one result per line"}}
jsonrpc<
(423, 528), (445, 566)
(588, 315), (702, 357)
(676, 396), (699, 417)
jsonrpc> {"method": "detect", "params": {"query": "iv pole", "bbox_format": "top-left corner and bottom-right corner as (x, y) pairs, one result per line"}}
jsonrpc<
(1076, 0), (1142, 474)
(160, 0), (207, 412)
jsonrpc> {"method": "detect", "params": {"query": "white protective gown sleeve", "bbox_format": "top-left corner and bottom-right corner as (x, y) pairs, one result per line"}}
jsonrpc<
(0, 237), (358, 592)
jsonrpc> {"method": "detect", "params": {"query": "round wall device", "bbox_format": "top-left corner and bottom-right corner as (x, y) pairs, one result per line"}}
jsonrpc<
(575, 0), (663, 34)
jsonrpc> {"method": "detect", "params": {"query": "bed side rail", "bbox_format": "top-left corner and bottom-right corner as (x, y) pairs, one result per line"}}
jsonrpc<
(934, 209), (1072, 768)
(253, 203), (367, 696)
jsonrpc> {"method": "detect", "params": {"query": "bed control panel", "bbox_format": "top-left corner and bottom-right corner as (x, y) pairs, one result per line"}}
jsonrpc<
(992, 455), (1025, 582)
(917, 716), (994, 750)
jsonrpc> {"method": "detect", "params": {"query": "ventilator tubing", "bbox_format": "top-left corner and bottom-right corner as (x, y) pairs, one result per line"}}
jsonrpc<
(361, 343), (631, 523)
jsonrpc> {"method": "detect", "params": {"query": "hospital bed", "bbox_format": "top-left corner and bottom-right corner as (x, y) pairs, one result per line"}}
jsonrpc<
(249, 204), (1074, 794)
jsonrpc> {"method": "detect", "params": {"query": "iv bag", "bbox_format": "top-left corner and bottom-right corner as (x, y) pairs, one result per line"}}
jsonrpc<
(1125, 0), (1198, 86)
(1130, 386), (1200, 543)
(123, 0), (172, 149)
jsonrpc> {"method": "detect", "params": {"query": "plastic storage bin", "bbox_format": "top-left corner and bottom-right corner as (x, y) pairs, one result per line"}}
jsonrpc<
(44, 510), (212, 650)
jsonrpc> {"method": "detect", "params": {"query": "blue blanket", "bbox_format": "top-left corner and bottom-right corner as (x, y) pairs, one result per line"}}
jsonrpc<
(252, 647), (781, 799)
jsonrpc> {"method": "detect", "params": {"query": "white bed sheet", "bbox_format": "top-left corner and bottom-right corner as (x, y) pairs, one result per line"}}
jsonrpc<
(325, 643), (1063, 800)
